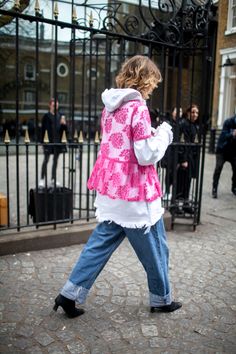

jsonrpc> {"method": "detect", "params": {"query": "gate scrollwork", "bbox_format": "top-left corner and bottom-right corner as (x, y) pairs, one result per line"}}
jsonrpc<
(94, 0), (213, 48)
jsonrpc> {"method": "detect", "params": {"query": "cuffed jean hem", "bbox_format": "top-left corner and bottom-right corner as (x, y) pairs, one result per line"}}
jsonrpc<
(60, 280), (89, 304)
(149, 291), (172, 307)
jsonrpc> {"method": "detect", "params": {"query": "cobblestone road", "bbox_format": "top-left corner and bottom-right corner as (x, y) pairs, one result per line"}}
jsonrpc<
(0, 154), (236, 353)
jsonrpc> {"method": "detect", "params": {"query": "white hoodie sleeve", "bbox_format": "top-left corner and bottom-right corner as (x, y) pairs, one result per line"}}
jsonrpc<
(134, 122), (173, 166)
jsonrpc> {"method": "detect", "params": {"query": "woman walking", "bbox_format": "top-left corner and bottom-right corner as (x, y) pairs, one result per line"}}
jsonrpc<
(54, 55), (182, 318)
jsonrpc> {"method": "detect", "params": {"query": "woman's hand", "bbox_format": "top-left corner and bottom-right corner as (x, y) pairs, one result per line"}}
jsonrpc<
(60, 115), (66, 125)
(181, 161), (188, 168)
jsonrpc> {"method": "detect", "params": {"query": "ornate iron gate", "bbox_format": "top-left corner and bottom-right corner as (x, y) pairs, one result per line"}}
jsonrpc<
(0, 0), (216, 231)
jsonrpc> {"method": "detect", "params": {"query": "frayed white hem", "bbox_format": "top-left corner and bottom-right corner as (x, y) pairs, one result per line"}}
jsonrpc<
(95, 213), (153, 232)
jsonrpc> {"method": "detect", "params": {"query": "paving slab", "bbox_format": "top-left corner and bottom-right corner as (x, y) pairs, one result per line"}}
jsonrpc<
(0, 153), (235, 353)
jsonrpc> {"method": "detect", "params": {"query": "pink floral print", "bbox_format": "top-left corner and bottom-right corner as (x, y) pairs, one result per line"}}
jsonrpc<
(121, 162), (130, 175)
(133, 122), (146, 141)
(114, 107), (128, 124)
(87, 100), (162, 202)
(100, 143), (110, 156)
(104, 117), (112, 133)
(109, 133), (124, 149)
(119, 149), (130, 161)
(110, 172), (121, 187)
(122, 125), (132, 139)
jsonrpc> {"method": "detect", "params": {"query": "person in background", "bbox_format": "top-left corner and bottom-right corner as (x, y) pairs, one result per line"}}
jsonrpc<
(175, 104), (199, 214)
(149, 108), (161, 129)
(161, 106), (183, 200)
(212, 114), (236, 198)
(39, 99), (67, 188)
(53, 55), (182, 318)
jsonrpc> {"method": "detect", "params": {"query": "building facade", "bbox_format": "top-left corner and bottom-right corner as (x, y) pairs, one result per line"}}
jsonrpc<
(212, 0), (236, 128)
(0, 32), (107, 139)
(0, 1), (216, 142)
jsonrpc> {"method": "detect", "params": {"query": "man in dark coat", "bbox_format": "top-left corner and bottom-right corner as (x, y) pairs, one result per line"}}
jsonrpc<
(212, 115), (236, 198)
(39, 99), (67, 187)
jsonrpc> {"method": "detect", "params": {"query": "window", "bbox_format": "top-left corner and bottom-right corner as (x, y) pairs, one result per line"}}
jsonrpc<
(24, 64), (35, 80)
(24, 90), (35, 102)
(86, 67), (99, 80)
(226, 0), (236, 33)
(57, 63), (68, 77)
(233, 0), (236, 27)
(58, 92), (68, 104)
(218, 53), (236, 125)
(229, 70), (236, 116)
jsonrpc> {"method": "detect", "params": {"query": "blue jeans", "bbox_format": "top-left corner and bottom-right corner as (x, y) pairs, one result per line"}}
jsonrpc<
(61, 217), (172, 307)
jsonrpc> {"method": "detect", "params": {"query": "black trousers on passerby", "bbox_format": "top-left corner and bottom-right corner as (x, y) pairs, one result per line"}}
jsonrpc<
(164, 167), (173, 195)
(213, 153), (236, 191)
(176, 166), (191, 200)
(41, 151), (60, 180)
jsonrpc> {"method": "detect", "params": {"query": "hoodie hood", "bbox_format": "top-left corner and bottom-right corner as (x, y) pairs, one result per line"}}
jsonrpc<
(101, 88), (144, 112)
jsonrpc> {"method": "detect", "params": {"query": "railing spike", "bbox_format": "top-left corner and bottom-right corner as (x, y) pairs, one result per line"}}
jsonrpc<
(61, 130), (67, 143)
(94, 131), (100, 144)
(35, 0), (40, 13)
(72, 5), (77, 23)
(78, 130), (84, 143)
(14, 0), (20, 10)
(43, 130), (49, 143)
(180, 133), (185, 143)
(24, 128), (30, 144)
(4, 130), (10, 144)
(54, 1), (59, 19)
(73, 130), (78, 141)
(89, 11), (94, 27)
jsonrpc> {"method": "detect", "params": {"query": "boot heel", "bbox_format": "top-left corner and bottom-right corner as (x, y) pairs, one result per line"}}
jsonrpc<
(53, 294), (85, 318)
(53, 302), (59, 312)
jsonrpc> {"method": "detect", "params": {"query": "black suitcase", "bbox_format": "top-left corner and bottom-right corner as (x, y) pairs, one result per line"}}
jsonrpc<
(28, 187), (73, 223)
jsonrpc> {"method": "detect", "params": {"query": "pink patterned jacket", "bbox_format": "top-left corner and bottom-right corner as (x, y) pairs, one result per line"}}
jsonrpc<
(87, 98), (162, 202)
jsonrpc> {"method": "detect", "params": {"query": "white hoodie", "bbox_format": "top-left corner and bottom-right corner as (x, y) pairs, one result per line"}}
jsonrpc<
(101, 88), (143, 112)
(95, 88), (173, 229)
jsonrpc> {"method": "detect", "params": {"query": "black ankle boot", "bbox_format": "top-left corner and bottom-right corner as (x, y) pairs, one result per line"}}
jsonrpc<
(150, 301), (182, 313)
(53, 294), (84, 318)
(212, 187), (217, 198)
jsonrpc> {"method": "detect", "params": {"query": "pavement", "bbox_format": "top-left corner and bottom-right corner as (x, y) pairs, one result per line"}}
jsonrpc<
(0, 153), (236, 354)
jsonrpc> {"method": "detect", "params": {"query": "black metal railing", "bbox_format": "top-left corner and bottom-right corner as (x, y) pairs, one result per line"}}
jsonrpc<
(0, 131), (204, 231)
(0, 132), (99, 230)
(0, 0), (216, 232)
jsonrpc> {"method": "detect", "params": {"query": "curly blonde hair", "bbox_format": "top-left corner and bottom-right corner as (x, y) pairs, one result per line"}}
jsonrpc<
(115, 55), (162, 99)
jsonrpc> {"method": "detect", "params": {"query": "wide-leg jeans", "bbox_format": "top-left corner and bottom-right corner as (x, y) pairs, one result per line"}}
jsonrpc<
(61, 217), (172, 307)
